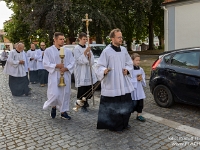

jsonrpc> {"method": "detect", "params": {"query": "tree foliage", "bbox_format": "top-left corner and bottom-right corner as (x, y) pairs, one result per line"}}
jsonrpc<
(3, 0), (165, 51)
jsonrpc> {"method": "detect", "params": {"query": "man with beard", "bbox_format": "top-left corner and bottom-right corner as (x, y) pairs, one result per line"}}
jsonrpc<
(96, 28), (134, 133)
(35, 42), (48, 87)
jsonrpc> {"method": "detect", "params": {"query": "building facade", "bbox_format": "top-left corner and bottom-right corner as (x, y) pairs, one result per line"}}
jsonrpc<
(163, 0), (200, 51)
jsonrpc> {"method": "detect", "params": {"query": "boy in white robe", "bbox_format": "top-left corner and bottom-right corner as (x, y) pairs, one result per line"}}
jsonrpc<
(43, 32), (75, 120)
(35, 42), (48, 87)
(130, 53), (146, 122)
(73, 32), (97, 112)
(3, 43), (30, 96)
(27, 43), (38, 84)
(96, 29), (134, 132)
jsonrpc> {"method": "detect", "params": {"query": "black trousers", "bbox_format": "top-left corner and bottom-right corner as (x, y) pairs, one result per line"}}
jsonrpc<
(132, 99), (144, 113)
(1, 61), (6, 67)
(38, 69), (48, 84)
(29, 70), (39, 83)
(77, 85), (94, 108)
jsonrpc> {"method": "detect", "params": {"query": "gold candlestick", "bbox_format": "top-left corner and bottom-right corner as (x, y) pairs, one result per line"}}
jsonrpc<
(58, 54), (66, 87)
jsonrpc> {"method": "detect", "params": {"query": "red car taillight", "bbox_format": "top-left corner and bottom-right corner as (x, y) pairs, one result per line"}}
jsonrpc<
(152, 58), (162, 70)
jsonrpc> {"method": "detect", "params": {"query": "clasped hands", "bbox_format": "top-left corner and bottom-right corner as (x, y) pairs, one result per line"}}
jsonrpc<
(56, 64), (68, 73)
(137, 74), (142, 81)
(84, 47), (91, 58)
(19, 60), (25, 64)
(104, 68), (128, 75)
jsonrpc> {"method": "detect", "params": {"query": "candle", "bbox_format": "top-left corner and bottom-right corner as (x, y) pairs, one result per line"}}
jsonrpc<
(60, 47), (64, 55)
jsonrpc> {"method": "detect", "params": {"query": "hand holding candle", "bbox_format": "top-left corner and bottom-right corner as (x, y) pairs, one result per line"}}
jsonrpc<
(60, 47), (64, 55)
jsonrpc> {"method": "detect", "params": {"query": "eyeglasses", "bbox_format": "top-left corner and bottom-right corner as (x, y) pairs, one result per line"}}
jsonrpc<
(115, 37), (123, 39)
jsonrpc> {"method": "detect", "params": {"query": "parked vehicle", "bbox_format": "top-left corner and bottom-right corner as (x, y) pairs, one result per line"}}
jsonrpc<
(149, 48), (200, 107)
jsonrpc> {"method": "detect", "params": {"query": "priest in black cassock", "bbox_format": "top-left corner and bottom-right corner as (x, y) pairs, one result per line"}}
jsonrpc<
(96, 28), (134, 133)
(3, 43), (30, 96)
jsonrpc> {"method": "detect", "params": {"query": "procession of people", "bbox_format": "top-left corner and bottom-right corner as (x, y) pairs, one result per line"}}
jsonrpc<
(2, 28), (146, 133)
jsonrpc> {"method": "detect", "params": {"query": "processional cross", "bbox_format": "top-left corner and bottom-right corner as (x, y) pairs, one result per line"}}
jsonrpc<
(82, 14), (95, 106)
(82, 14), (92, 46)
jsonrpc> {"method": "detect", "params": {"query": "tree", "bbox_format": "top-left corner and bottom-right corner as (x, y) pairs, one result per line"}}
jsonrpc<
(147, 0), (164, 50)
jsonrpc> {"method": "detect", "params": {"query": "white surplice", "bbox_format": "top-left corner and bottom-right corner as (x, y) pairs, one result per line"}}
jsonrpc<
(3, 49), (26, 77)
(95, 44), (134, 97)
(23, 51), (29, 73)
(43, 45), (75, 112)
(27, 49), (37, 70)
(130, 67), (146, 100)
(35, 49), (44, 69)
(73, 45), (97, 87)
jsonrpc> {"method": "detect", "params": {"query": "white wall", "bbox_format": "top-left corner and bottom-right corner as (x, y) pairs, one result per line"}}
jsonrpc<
(175, 2), (200, 49)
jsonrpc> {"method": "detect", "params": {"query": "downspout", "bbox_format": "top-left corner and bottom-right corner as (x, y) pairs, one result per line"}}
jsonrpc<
(162, 6), (169, 51)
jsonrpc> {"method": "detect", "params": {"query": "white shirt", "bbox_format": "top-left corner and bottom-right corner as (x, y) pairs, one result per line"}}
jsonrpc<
(3, 49), (26, 77)
(95, 44), (134, 97)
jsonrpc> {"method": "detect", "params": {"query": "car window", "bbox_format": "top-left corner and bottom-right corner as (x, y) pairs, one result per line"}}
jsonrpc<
(91, 46), (106, 58)
(164, 54), (171, 64)
(171, 51), (200, 69)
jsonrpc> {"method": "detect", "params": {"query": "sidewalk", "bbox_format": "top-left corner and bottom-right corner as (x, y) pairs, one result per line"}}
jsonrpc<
(0, 69), (200, 150)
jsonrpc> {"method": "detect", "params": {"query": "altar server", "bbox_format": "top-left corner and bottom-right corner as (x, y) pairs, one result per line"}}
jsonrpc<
(3, 43), (30, 96)
(43, 32), (75, 120)
(73, 32), (97, 112)
(96, 29), (134, 133)
(35, 42), (48, 87)
(27, 43), (38, 84)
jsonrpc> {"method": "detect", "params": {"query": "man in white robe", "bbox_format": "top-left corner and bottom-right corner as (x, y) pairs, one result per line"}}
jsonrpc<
(23, 50), (30, 86)
(96, 29), (134, 132)
(43, 32), (75, 120)
(27, 43), (38, 84)
(35, 42), (48, 87)
(74, 32), (97, 112)
(3, 43), (30, 96)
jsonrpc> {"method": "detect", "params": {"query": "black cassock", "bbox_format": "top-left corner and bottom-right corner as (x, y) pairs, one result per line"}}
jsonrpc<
(9, 75), (30, 96)
(97, 93), (132, 131)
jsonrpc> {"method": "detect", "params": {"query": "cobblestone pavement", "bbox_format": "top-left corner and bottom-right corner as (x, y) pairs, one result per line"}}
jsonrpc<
(1, 67), (200, 150)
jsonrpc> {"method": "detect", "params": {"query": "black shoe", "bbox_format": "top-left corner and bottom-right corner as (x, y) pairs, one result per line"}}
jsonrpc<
(124, 125), (131, 130)
(50, 107), (56, 119)
(81, 107), (89, 112)
(25, 90), (31, 96)
(85, 102), (89, 107)
(61, 112), (71, 120)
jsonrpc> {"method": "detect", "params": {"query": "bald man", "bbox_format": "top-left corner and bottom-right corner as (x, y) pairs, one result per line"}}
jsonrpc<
(3, 43), (31, 96)
(35, 42), (49, 87)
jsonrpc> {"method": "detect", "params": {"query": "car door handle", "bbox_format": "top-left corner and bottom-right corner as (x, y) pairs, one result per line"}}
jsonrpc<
(166, 69), (176, 73)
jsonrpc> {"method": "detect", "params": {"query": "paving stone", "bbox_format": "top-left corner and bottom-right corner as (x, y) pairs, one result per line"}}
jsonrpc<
(0, 69), (200, 150)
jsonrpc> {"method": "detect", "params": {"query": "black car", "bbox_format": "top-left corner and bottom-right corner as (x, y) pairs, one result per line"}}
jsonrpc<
(149, 48), (200, 107)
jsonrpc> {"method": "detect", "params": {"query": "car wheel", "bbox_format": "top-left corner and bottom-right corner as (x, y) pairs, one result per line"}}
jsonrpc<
(153, 85), (174, 108)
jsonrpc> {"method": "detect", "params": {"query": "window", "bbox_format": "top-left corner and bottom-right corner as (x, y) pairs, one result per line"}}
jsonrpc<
(171, 51), (200, 69)
(164, 54), (171, 64)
